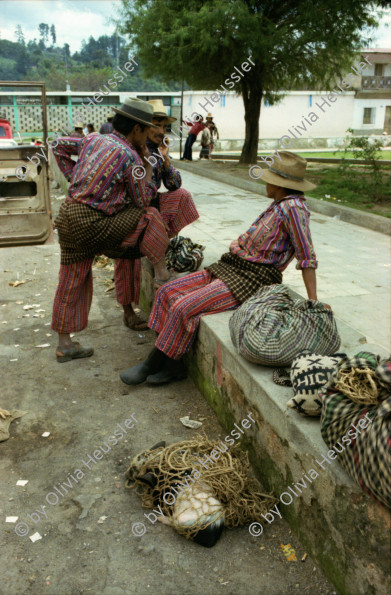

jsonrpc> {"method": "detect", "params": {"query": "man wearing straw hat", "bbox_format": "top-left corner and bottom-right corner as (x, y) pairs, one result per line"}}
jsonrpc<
(51, 98), (174, 362)
(114, 99), (200, 330)
(146, 99), (199, 239)
(120, 151), (331, 385)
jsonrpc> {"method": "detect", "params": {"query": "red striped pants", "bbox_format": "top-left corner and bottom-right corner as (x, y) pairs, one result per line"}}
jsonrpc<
(52, 207), (168, 333)
(148, 270), (241, 359)
(114, 187), (199, 306)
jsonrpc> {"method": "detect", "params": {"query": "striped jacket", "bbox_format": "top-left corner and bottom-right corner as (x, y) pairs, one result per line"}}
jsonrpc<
(230, 196), (318, 271)
(52, 131), (156, 215)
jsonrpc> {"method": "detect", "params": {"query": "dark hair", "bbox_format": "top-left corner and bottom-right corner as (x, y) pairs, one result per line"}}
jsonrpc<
(87, 123), (94, 132)
(107, 116), (113, 122)
(283, 188), (304, 196)
(112, 113), (147, 136)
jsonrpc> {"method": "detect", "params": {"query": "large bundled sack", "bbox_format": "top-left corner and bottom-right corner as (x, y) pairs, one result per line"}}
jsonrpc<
(320, 352), (391, 509)
(229, 284), (341, 366)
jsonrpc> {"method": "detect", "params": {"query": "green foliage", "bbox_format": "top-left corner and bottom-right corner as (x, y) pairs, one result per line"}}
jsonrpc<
(340, 129), (386, 202)
(0, 31), (175, 92)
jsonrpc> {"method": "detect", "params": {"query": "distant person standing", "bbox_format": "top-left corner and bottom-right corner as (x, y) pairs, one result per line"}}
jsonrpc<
(72, 122), (85, 138)
(199, 124), (212, 160)
(181, 117), (205, 161)
(100, 114), (114, 135)
(206, 113), (219, 154)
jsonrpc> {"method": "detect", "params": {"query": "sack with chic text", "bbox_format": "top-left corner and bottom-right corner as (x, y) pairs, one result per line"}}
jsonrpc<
(320, 352), (391, 508)
(165, 236), (205, 273)
(229, 284), (341, 367)
(287, 350), (346, 416)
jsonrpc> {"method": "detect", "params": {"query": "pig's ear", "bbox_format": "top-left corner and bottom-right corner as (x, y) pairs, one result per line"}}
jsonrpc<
(137, 472), (157, 488)
(150, 441), (166, 451)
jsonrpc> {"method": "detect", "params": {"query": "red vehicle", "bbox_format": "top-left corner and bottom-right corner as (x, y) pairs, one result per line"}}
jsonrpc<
(0, 118), (12, 139)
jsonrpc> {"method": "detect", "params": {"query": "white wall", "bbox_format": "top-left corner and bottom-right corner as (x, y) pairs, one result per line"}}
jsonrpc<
(183, 90), (356, 139)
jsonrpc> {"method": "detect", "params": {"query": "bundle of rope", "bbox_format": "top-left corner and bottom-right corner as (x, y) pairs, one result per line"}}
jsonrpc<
(334, 367), (380, 405)
(330, 352), (391, 406)
(125, 434), (276, 539)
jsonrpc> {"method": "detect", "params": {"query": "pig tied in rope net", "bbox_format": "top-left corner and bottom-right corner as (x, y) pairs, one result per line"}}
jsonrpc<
(125, 434), (277, 539)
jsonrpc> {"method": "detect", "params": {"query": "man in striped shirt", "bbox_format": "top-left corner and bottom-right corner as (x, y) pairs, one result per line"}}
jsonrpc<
(51, 98), (174, 362)
(114, 100), (200, 331)
(120, 151), (331, 386)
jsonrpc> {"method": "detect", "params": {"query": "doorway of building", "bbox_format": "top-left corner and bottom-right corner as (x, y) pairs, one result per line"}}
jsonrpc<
(384, 106), (391, 134)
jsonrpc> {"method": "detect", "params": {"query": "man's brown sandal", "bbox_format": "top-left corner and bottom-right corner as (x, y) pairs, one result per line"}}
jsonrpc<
(123, 314), (148, 331)
(56, 342), (94, 363)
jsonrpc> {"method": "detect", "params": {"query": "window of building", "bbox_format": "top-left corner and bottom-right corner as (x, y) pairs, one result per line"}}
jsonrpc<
(363, 107), (375, 125)
(220, 94), (225, 107)
(374, 63), (384, 76)
(0, 96), (13, 105)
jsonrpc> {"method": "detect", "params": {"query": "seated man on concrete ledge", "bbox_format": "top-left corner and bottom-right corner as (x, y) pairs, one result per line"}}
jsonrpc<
(120, 151), (331, 385)
(51, 98), (173, 362)
(114, 100), (200, 329)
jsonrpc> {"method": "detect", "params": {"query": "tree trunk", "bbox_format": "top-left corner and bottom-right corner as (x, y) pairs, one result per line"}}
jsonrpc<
(239, 79), (263, 164)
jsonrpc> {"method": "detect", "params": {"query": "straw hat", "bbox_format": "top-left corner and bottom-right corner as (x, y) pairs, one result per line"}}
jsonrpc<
(113, 98), (157, 127)
(147, 99), (176, 123)
(259, 151), (316, 191)
(74, 122), (84, 129)
(206, 113), (213, 119)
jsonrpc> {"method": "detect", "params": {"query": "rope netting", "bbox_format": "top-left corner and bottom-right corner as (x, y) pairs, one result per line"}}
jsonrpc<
(125, 434), (277, 537)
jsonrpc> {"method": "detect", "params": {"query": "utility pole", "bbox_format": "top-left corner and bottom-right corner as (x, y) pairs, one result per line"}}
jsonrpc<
(180, 79), (184, 157)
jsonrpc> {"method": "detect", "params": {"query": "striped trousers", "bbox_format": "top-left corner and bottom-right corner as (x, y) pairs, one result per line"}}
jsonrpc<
(148, 270), (241, 359)
(114, 187), (199, 306)
(52, 206), (168, 333)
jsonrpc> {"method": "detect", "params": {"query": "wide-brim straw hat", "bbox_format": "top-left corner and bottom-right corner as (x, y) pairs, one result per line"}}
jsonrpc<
(259, 151), (316, 191)
(147, 99), (176, 123)
(206, 113), (213, 119)
(113, 98), (157, 127)
(74, 122), (84, 129)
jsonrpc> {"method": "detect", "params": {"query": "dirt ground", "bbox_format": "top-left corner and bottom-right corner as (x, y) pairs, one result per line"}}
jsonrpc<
(0, 186), (335, 595)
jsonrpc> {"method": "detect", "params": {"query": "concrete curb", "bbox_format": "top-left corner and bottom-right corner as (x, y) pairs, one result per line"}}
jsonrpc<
(174, 160), (391, 236)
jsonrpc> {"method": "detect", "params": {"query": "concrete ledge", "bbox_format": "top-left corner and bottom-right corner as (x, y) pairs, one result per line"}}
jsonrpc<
(174, 160), (391, 236)
(141, 258), (390, 595)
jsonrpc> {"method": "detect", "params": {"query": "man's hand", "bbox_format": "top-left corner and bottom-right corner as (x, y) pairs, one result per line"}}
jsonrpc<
(160, 139), (170, 168)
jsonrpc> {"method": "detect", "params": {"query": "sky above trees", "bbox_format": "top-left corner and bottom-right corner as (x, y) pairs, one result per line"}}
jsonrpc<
(0, 0), (390, 53)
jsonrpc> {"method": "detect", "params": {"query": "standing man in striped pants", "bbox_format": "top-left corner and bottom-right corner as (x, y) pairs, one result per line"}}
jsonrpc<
(51, 98), (173, 362)
(114, 100), (200, 330)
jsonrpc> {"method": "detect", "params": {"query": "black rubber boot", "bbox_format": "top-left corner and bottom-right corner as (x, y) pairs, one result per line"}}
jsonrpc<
(146, 357), (187, 385)
(120, 347), (167, 385)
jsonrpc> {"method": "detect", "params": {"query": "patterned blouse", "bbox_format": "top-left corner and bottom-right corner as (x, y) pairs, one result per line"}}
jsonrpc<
(146, 140), (181, 193)
(52, 131), (156, 215)
(230, 196), (318, 272)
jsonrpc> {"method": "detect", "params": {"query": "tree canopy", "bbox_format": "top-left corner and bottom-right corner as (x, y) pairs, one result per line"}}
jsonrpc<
(118, 0), (384, 162)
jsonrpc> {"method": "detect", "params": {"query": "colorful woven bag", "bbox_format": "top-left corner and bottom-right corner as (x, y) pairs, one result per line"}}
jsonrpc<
(229, 284), (341, 366)
(320, 352), (391, 509)
(165, 236), (205, 273)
